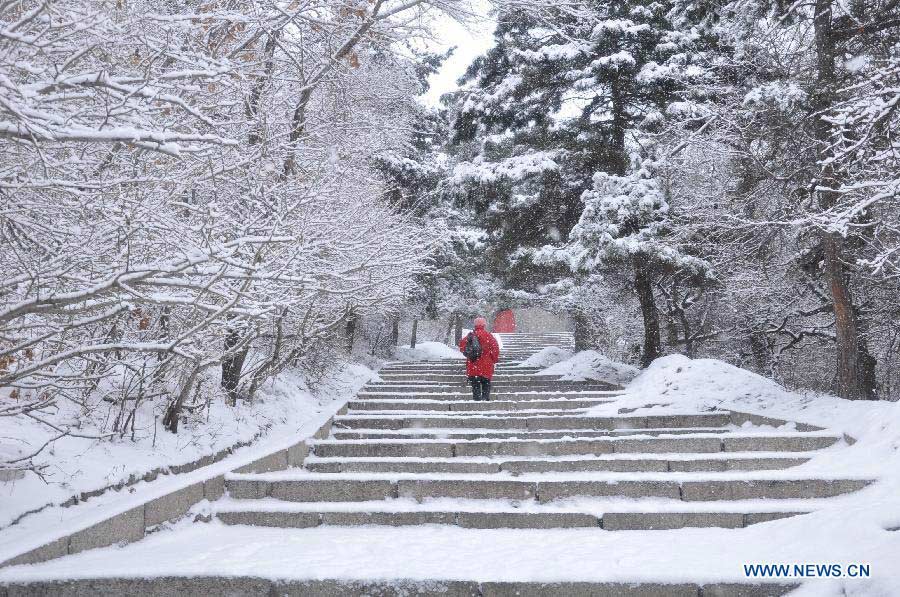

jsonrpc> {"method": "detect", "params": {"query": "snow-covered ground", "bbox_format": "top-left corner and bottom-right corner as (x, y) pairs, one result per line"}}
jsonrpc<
(538, 349), (640, 385)
(517, 346), (573, 367)
(392, 341), (464, 362)
(0, 362), (377, 531)
(3, 352), (900, 595)
(2, 519), (896, 596)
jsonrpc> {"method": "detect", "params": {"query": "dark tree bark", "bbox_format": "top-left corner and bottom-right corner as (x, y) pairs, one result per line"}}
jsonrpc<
(163, 364), (201, 433)
(749, 331), (770, 374)
(634, 259), (661, 368)
(345, 311), (358, 354)
(221, 325), (248, 406)
(572, 310), (591, 351)
(812, 0), (877, 399)
(410, 318), (418, 349)
(454, 313), (463, 345)
(391, 317), (400, 347)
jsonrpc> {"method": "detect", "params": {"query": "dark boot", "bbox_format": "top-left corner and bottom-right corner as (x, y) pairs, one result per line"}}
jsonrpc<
(481, 378), (491, 402)
(469, 376), (482, 401)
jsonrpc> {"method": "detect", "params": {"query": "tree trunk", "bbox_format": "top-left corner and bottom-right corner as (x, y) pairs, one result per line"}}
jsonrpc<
(823, 236), (875, 398)
(221, 323), (248, 406)
(572, 310), (590, 351)
(391, 317), (400, 346)
(345, 311), (357, 354)
(454, 313), (463, 345)
(410, 318), (418, 349)
(219, 33), (278, 405)
(634, 259), (661, 368)
(163, 364), (201, 433)
(749, 331), (770, 374)
(812, 0), (876, 399)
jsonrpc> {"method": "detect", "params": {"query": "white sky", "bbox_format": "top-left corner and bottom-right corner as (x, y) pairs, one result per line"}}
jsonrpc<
(418, 1), (496, 107)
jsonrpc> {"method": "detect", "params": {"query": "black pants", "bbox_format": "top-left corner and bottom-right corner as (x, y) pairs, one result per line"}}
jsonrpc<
(469, 376), (491, 401)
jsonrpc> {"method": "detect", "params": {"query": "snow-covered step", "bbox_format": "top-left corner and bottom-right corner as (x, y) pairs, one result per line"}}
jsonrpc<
(331, 426), (732, 440)
(346, 398), (614, 412)
(225, 473), (870, 502)
(303, 454), (811, 474)
(310, 435), (840, 458)
(379, 365), (544, 372)
(355, 390), (623, 401)
(0, 577), (800, 596)
(334, 413), (736, 430)
(365, 379), (616, 386)
(376, 374), (582, 383)
(363, 383), (619, 392)
(213, 505), (806, 530)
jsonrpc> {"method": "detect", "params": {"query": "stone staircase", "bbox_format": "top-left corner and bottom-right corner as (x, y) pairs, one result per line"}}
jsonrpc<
(2, 333), (873, 596)
(216, 333), (867, 544)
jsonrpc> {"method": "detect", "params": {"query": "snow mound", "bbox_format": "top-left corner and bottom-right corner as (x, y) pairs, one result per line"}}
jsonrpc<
(539, 350), (639, 385)
(625, 354), (792, 409)
(517, 346), (573, 368)
(393, 341), (463, 362)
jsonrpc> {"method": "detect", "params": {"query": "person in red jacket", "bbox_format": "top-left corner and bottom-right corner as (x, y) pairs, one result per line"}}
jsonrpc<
(458, 317), (500, 401)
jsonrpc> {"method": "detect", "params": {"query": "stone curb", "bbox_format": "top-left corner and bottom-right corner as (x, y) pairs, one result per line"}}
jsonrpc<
(0, 416), (336, 569)
(0, 577), (800, 596)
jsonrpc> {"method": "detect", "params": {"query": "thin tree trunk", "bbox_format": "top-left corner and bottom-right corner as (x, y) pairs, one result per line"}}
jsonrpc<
(220, 33), (279, 402)
(454, 314), (463, 345)
(634, 259), (661, 368)
(442, 316), (454, 344)
(221, 325), (248, 406)
(813, 0), (876, 399)
(410, 318), (418, 349)
(163, 363), (201, 433)
(391, 317), (400, 346)
(345, 311), (357, 354)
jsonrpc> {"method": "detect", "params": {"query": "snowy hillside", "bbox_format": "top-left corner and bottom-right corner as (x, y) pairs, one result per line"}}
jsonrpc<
(0, 363), (376, 530)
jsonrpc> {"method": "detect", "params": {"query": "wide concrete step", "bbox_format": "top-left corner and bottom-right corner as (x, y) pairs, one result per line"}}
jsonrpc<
(225, 475), (870, 502)
(356, 390), (622, 401)
(346, 399), (613, 412)
(381, 365), (544, 373)
(0, 577), (799, 596)
(377, 375), (579, 383)
(311, 434), (839, 457)
(334, 413), (736, 431)
(364, 385), (617, 393)
(214, 506), (805, 530)
(331, 427), (732, 440)
(369, 378), (611, 384)
(303, 455), (811, 474)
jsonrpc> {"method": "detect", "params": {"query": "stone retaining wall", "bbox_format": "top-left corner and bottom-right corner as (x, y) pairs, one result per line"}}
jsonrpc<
(0, 417), (335, 568)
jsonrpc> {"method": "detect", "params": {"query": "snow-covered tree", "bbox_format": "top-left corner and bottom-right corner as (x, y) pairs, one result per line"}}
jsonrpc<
(449, 0), (713, 291)
(0, 0), (468, 474)
(558, 156), (712, 364)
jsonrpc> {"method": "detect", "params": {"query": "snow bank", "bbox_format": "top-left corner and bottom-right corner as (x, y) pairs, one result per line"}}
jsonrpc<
(393, 342), (463, 362)
(624, 354), (791, 408)
(0, 362), (376, 530)
(591, 355), (900, 479)
(517, 346), (573, 368)
(539, 350), (639, 385)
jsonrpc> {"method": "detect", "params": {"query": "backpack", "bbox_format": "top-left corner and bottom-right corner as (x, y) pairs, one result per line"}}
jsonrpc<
(463, 331), (482, 362)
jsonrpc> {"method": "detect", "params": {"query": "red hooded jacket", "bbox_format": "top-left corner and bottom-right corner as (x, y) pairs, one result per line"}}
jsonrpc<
(459, 326), (500, 379)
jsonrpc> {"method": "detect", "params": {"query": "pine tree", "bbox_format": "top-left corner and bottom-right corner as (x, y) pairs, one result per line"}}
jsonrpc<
(565, 156), (713, 365)
(450, 0), (714, 360)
